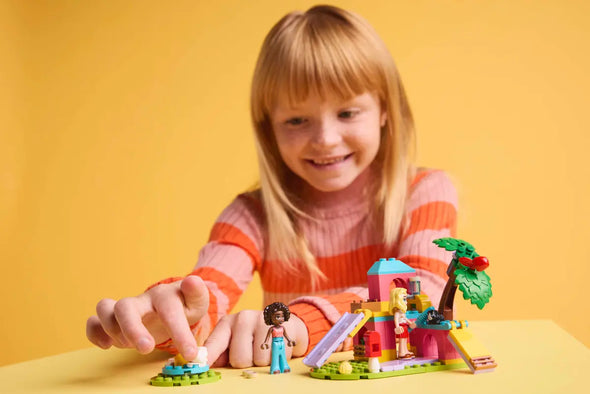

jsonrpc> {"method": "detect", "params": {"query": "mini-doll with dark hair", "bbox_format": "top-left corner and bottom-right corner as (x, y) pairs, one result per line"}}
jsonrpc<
(261, 302), (296, 374)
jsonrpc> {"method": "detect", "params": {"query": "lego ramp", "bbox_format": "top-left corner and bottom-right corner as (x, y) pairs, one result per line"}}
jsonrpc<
(448, 326), (497, 373)
(303, 312), (365, 368)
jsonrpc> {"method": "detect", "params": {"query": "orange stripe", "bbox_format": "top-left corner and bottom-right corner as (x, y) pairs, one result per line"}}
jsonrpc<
(317, 292), (362, 314)
(289, 303), (332, 355)
(402, 201), (457, 240)
(209, 222), (261, 270)
(398, 255), (448, 280)
(145, 276), (183, 292)
(191, 267), (242, 314)
(260, 244), (386, 294)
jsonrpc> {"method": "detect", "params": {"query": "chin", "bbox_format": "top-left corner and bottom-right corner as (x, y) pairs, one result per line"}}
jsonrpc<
(308, 178), (355, 193)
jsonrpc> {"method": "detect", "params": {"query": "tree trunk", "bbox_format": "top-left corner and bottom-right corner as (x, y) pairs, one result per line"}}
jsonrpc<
(437, 266), (457, 321)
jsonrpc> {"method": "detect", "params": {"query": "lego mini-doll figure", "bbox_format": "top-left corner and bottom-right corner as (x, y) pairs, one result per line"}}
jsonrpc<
(261, 302), (296, 374)
(389, 287), (416, 359)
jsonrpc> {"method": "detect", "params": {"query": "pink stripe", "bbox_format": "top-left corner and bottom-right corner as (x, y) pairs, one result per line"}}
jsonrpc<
(264, 287), (368, 314)
(215, 194), (265, 254)
(405, 171), (458, 214)
(398, 228), (454, 262)
(196, 243), (254, 292)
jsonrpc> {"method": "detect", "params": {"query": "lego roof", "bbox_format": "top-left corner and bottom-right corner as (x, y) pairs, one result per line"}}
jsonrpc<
(367, 258), (416, 275)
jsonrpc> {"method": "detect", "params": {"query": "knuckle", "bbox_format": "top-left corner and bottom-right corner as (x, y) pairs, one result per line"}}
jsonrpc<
(234, 310), (259, 326)
(229, 355), (253, 369)
(148, 283), (174, 299)
(96, 298), (114, 315)
(253, 355), (269, 367)
(113, 297), (133, 315)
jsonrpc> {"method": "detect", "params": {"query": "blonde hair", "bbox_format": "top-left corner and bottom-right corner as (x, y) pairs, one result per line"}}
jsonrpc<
(250, 5), (416, 287)
(389, 287), (408, 314)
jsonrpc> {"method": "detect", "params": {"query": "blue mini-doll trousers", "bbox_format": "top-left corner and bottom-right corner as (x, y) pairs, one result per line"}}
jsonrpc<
(271, 337), (290, 373)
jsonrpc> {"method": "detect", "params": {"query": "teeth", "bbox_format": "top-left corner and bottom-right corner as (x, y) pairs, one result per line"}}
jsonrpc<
(312, 156), (347, 165)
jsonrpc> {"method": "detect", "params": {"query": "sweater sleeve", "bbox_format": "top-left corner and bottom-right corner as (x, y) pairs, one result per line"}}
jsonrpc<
(152, 192), (265, 353)
(287, 169), (458, 355)
(397, 169), (458, 309)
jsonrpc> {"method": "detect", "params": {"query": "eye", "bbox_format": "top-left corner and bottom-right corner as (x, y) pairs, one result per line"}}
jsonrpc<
(285, 117), (306, 126)
(338, 110), (359, 119)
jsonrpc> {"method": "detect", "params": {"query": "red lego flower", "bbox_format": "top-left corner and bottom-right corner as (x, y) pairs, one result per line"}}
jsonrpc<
(458, 256), (489, 271)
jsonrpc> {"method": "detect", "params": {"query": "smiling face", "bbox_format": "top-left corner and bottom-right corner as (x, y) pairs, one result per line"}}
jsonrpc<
(272, 310), (285, 326)
(271, 91), (386, 193)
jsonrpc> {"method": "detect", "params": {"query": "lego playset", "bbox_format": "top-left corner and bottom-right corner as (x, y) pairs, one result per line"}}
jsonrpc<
(148, 237), (495, 385)
(303, 237), (497, 379)
(149, 348), (221, 387)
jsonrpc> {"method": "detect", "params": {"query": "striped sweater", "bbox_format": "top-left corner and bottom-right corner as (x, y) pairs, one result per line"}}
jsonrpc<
(155, 169), (457, 354)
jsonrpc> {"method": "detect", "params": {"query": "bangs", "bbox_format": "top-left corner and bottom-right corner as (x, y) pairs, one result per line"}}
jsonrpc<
(257, 11), (385, 115)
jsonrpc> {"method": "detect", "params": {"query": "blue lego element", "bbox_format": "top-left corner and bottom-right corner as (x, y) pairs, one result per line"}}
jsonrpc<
(162, 364), (210, 376)
(415, 307), (433, 327)
(406, 310), (420, 320)
(372, 311), (418, 323)
(367, 258), (415, 276)
(414, 308), (469, 330)
(270, 337), (290, 374)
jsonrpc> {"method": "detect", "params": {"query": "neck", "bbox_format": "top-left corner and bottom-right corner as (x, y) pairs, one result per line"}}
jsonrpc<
(292, 167), (374, 211)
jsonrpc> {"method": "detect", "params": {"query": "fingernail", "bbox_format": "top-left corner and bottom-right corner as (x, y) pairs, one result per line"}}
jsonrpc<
(136, 337), (151, 353)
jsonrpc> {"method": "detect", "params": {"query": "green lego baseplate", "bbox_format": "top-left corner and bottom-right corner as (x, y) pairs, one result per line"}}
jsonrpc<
(309, 360), (466, 380)
(149, 370), (221, 387)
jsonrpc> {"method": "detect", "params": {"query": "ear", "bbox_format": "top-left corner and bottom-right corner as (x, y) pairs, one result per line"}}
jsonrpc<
(380, 111), (387, 127)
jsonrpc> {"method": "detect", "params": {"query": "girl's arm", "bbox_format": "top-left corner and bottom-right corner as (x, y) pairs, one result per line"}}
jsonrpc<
(152, 193), (265, 356)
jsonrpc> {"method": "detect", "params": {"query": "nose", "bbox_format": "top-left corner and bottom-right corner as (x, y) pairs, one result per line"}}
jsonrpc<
(311, 117), (342, 148)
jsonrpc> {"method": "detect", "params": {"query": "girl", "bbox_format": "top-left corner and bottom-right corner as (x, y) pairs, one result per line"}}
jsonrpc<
(86, 5), (457, 368)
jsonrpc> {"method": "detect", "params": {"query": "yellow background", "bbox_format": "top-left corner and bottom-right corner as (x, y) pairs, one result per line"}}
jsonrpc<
(1, 0), (588, 366)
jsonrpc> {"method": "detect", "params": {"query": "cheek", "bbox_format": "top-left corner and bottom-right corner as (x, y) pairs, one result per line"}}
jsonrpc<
(354, 131), (381, 159)
(275, 133), (306, 161)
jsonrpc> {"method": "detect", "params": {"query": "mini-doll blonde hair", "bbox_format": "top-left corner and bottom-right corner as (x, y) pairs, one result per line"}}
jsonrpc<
(389, 287), (408, 314)
(250, 5), (416, 287)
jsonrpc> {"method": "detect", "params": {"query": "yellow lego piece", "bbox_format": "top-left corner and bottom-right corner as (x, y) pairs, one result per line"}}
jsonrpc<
(378, 349), (397, 362)
(349, 309), (372, 337)
(448, 327), (490, 359)
(407, 294), (432, 312)
(351, 301), (390, 313)
(448, 326), (497, 373)
(174, 353), (188, 366)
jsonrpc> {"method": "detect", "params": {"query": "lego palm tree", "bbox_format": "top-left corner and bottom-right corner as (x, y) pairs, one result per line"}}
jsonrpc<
(434, 238), (492, 321)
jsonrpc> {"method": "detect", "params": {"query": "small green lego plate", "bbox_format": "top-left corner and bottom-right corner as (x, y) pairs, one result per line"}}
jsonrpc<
(149, 370), (221, 387)
(310, 360), (466, 380)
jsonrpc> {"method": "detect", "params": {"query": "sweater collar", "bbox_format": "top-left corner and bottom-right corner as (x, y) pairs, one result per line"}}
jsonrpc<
(291, 167), (374, 218)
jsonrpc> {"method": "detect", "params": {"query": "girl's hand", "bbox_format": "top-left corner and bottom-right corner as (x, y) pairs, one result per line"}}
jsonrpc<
(205, 310), (308, 368)
(86, 275), (209, 361)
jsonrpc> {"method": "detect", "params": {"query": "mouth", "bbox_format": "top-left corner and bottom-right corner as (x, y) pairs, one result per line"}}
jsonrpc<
(307, 153), (353, 167)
